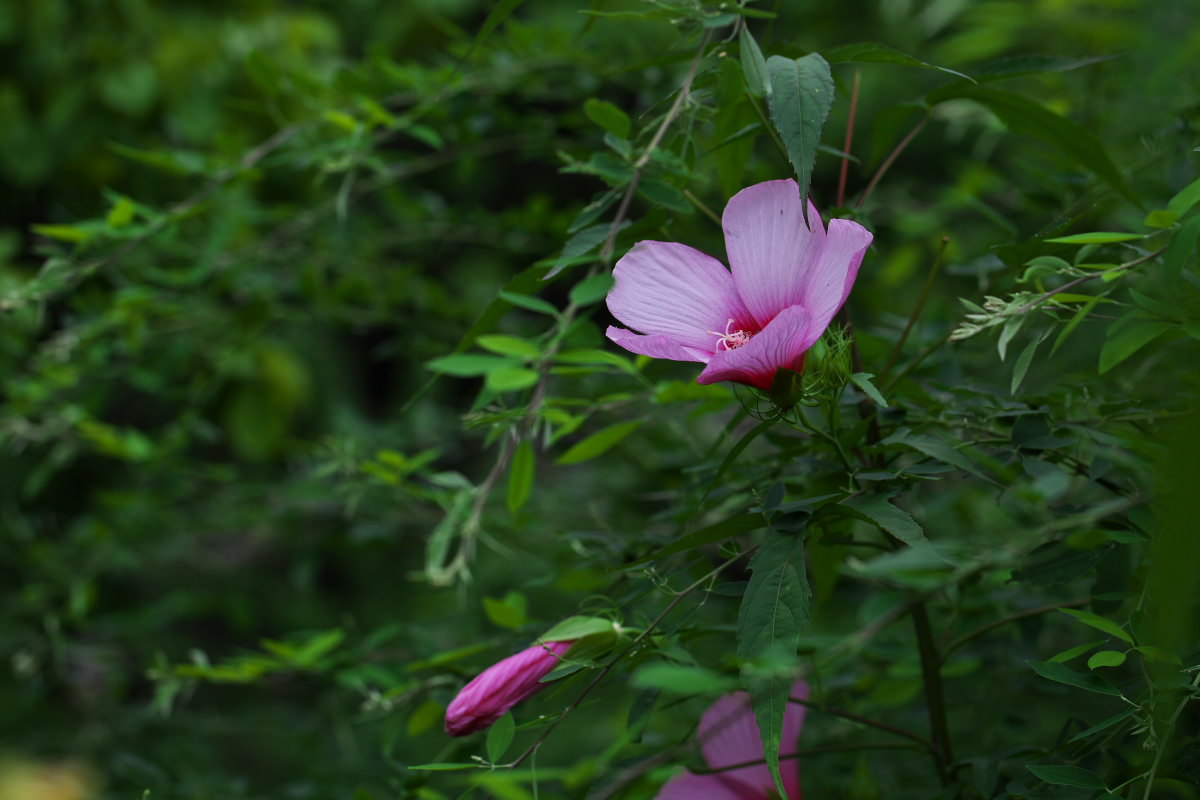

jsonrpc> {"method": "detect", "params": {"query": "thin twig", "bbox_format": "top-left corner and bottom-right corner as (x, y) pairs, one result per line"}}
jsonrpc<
(940, 599), (1088, 663)
(689, 741), (923, 773)
(506, 546), (755, 768)
(600, 30), (713, 262)
(1010, 248), (1166, 316)
(788, 697), (934, 750)
(836, 70), (861, 208)
(880, 237), (949, 383)
(856, 116), (928, 210)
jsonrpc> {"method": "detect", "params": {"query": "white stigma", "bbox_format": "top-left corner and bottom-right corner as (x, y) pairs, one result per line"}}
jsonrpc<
(707, 319), (753, 351)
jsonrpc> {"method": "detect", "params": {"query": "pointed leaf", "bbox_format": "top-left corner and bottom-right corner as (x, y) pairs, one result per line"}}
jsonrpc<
(507, 441), (535, 514)
(766, 53), (834, 214)
(557, 420), (643, 464)
(737, 532), (811, 799)
(739, 26), (771, 97)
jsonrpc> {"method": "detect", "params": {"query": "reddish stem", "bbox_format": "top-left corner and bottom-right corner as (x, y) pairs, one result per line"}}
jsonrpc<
(836, 70), (861, 208)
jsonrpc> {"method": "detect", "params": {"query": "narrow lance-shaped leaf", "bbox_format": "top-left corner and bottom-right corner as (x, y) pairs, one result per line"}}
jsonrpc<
(766, 53), (834, 223)
(737, 531), (811, 799)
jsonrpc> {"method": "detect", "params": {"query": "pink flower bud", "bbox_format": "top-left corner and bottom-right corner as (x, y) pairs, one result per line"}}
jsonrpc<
(444, 640), (573, 737)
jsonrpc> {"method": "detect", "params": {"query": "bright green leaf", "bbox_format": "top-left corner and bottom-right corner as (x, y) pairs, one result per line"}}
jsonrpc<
(485, 713), (515, 763)
(485, 366), (540, 392)
(583, 98), (631, 139)
(557, 420), (643, 464)
(1087, 650), (1127, 669)
(426, 354), (516, 376)
(477, 335), (541, 360)
(507, 441), (535, 514)
(1045, 232), (1144, 244)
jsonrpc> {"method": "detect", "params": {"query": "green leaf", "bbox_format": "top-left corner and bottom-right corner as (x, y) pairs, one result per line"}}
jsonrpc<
(631, 663), (738, 694)
(1026, 765), (1108, 791)
(555, 349), (637, 375)
(31, 223), (94, 243)
(822, 42), (972, 81)
(1027, 660), (1122, 696)
(1044, 232), (1143, 244)
(426, 354), (516, 376)
(1134, 645), (1183, 664)
(485, 366), (540, 392)
(1067, 707), (1137, 743)
(557, 420), (642, 464)
(1087, 650), (1127, 669)
(1167, 175), (1200, 218)
(485, 712), (515, 763)
(538, 615), (615, 642)
(1098, 319), (1173, 374)
(935, 88), (1140, 207)
(477, 335), (541, 360)
(849, 373), (888, 408)
(1011, 330), (1050, 394)
(499, 291), (559, 316)
(1165, 216), (1200, 280)
(471, 0), (525, 53)
(637, 179), (692, 213)
(1048, 640), (1104, 663)
(737, 532), (811, 800)
(583, 98), (631, 139)
(483, 592), (527, 630)
(507, 441), (535, 514)
(766, 53), (834, 215)
(1144, 209), (1178, 229)
(739, 26), (771, 97)
(633, 511), (768, 565)
(1058, 608), (1134, 644)
(841, 494), (926, 546)
(106, 195), (137, 228)
(1051, 294), (1103, 356)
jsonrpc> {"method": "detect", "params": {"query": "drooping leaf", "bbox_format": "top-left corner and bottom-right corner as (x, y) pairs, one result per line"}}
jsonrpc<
(1098, 317), (1173, 374)
(737, 532), (811, 799)
(822, 42), (972, 81)
(739, 26), (771, 97)
(485, 712), (515, 763)
(766, 53), (834, 218)
(841, 494), (926, 546)
(1044, 232), (1143, 244)
(933, 88), (1140, 207)
(1058, 608), (1134, 644)
(1165, 216), (1200, 280)
(1027, 660), (1122, 696)
(1167, 174), (1200, 218)
(849, 372), (888, 407)
(506, 441), (535, 514)
(1026, 765), (1108, 790)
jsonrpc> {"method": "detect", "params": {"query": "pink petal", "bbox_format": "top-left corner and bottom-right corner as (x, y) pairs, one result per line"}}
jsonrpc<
(606, 241), (751, 354)
(698, 680), (810, 800)
(696, 306), (815, 391)
(723, 179), (827, 328)
(654, 772), (750, 800)
(606, 326), (712, 364)
(444, 641), (573, 737)
(798, 217), (873, 338)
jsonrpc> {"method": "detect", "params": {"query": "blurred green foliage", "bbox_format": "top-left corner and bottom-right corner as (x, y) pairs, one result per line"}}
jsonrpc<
(2, 0), (1199, 799)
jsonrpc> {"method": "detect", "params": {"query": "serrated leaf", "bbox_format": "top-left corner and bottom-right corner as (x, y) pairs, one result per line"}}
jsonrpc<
(849, 372), (888, 408)
(737, 532), (811, 800)
(507, 441), (535, 514)
(1027, 660), (1122, 696)
(477, 335), (541, 360)
(1058, 608), (1134, 644)
(557, 420), (642, 464)
(739, 26), (771, 97)
(766, 53), (834, 216)
(485, 713), (515, 762)
(841, 494), (925, 546)
(1026, 765), (1107, 790)
(1087, 650), (1127, 669)
(584, 98), (631, 139)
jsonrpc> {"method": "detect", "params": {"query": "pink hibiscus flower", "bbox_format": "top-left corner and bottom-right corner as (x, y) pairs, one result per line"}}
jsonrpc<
(655, 680), (809, 800)
(444, 641), (573, 737)
(606, 180), (872, 391)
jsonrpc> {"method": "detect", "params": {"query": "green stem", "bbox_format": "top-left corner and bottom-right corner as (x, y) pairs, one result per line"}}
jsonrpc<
(912, 603), (953, 784)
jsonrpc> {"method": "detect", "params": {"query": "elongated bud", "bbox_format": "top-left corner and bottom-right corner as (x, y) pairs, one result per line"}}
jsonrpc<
(444, 641), (573, 736)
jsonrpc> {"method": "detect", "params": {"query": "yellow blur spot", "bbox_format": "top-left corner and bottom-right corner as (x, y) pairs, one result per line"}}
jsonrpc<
(0, 760), (95, 800)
